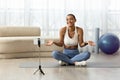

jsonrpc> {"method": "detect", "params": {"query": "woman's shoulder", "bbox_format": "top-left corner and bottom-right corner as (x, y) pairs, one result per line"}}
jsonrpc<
(60, 26), (67, 31)
(61, 26), (67, 29)
(76, 26), (83, 32)
(60, 26), (67, 33)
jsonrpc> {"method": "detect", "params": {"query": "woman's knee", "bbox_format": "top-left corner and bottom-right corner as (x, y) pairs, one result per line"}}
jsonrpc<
(85, 51), (91, 59)
(52, 50), (60, 58)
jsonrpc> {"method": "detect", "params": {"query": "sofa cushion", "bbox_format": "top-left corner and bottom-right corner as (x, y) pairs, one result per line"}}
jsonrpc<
(0, 37), (40, 53)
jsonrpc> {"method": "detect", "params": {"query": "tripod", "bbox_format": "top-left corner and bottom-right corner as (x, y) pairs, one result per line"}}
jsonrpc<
(33, 38), (45, 75)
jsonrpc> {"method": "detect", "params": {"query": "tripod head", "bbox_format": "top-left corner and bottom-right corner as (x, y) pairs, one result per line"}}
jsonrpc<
(37, 38), (40, 47)
(33, 38), (41, 47)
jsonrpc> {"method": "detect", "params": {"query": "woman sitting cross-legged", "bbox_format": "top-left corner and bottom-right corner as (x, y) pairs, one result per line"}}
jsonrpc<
(46, 14), (95, 66)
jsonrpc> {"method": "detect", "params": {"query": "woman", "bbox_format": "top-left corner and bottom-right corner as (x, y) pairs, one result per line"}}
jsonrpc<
(46, 14), (95, 66)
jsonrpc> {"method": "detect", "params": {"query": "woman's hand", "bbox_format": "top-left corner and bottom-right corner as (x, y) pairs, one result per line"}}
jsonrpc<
(88, 41), (95, 46)
(46, 40), (54, 46)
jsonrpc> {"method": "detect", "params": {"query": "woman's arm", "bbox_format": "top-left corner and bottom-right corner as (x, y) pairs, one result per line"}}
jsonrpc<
(77, 27), (88, 47)
(77, 27), (95, 47)
(53, 27), (66, 47)
(46, 27), (66, 47)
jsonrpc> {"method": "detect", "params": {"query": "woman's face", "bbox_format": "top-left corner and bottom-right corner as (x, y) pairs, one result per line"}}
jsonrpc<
(66, 15), (76, 27)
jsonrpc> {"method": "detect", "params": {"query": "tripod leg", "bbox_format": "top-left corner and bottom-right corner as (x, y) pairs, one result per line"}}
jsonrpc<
(39, 65), (45, 75)
(33, 69), (39, 75)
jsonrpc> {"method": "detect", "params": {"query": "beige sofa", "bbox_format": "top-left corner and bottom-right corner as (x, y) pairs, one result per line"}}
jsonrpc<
(0, 27), (40, 58)
(0, 27), (63, 58)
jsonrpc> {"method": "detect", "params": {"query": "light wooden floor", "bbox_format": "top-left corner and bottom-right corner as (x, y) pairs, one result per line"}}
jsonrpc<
(0, 52), (120, 80)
